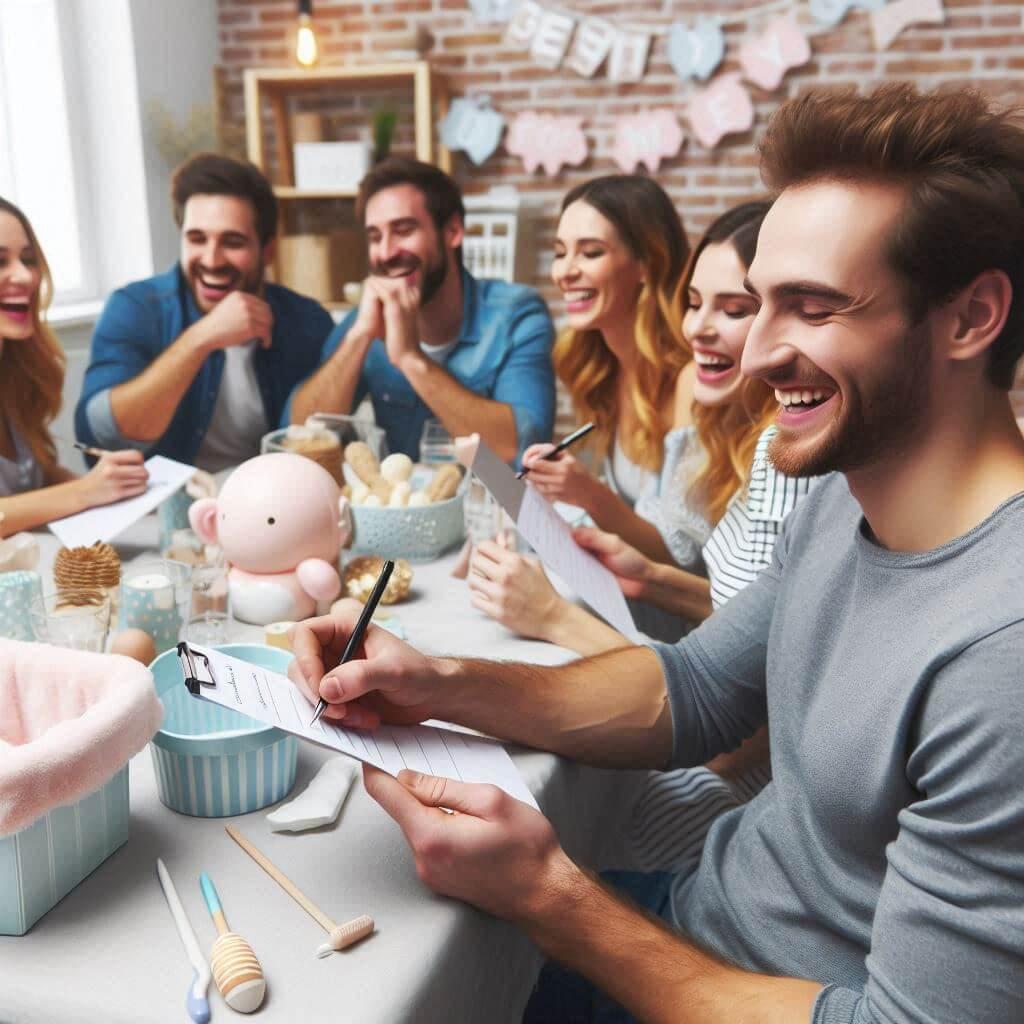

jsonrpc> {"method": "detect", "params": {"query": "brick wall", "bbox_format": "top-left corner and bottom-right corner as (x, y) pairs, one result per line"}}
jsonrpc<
(216, 0), (1024, 420)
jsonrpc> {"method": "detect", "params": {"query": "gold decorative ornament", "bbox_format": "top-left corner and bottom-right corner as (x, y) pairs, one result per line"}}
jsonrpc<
(342, 556), (413, 605)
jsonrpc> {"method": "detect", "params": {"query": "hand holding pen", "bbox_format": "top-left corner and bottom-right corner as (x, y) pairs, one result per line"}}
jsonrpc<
(309, 559), (395, 727)
(73, 441), (149, 506)
(516, 422), (595, 480)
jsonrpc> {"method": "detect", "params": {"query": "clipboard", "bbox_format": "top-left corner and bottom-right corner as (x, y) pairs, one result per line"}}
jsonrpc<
(174, 642), (538, 808)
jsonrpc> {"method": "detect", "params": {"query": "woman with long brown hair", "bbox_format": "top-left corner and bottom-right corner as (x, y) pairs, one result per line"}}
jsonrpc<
(470, 201), (817, 649)
(0, 198), (147, 536)
(515, 175), (693, 563)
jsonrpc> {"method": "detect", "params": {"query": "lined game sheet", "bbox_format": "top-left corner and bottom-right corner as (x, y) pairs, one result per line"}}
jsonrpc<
(183, 644), (538, 808)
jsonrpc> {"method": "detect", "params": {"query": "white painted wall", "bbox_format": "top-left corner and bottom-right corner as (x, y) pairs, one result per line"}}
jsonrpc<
(128, 0), (220, 272)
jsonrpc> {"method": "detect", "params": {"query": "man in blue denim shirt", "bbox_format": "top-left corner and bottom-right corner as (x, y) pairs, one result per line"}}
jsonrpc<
(290, 159), (555, 463)
(75, 154), (332, 471)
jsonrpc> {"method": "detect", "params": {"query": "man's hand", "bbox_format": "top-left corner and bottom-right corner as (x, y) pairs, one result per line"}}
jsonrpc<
(372, 276), (423, 371)
(194, 291), (273, 352)
(347, 277), (386, 346)
(520, 445), (599, 509)
(288, 599), (448, 729)
(573, 526), (653, 598)
(363, 765), (580, 925)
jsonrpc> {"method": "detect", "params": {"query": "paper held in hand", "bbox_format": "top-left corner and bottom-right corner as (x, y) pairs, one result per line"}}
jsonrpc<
(48, 455), (197, 548)
(178, 643), (539, 809)
(468, 439), (639, 641)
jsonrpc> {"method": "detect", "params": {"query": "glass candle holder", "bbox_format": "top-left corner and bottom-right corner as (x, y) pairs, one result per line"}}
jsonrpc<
(119, 558), (192, 656)
(30, 587), (111, 652)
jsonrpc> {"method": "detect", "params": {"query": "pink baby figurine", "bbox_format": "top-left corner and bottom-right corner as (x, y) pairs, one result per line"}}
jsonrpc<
(189, 453), (350, 626)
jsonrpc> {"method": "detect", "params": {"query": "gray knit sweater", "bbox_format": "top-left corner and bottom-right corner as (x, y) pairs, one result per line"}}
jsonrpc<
(652, 474), (1024, 1023)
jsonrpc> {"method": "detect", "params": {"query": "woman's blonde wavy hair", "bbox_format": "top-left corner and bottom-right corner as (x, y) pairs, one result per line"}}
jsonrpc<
(552, 176), (690, 472)
(685, 201), (778, 526)
(0, 197), (64, 476)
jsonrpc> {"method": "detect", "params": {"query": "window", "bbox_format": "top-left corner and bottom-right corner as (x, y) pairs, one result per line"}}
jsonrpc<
(0, 0), (93, 302)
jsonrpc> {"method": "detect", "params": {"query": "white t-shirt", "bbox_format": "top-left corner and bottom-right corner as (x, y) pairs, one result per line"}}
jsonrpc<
(195, 343), (269, 473)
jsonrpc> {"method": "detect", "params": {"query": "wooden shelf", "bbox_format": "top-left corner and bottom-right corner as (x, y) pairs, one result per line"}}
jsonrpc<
(273, 186), (359, 200)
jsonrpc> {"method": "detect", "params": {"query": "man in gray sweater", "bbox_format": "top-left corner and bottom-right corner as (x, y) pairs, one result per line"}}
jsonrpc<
(291, 84), (1024, 1023)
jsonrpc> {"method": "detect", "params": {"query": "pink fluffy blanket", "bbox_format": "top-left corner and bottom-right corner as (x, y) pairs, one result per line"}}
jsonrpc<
(0, 639), (163, 835)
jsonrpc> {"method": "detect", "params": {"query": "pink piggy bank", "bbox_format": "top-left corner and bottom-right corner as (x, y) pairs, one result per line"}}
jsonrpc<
(189, 453), (351, 626)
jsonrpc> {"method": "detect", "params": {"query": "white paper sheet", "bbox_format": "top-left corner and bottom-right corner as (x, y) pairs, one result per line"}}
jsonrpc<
(183, 645), (539, 809)
(48, 455), (197, 548)
(470, 442), (638, 640)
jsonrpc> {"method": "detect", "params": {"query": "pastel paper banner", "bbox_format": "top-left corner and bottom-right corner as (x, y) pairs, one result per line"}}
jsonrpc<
(739, 18), (812, 91)
(505, 0), (542, 47)
(871, 0), (945, 49)
(441, 97), (506, 165)
(809, 0), (886, 28)
(612, 109), (685, 173)
(607, 30), (651, 83)
(530, 9), (575, 68)
(565, 16), (616, 77)
(668, 17), (725, 83)
(505, 111), (588, 175)
(688, 73), (755, 150)
(468, 0), (516, 22)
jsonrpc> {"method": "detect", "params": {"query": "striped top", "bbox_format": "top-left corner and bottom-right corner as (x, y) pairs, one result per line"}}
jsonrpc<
(703, 426), (818, 609)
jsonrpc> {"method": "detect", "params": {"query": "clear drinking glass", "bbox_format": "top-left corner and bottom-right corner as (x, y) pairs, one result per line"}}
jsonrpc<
(30, 587), (111, 651)
(463, 473), (504, 545)
(187, 546), (232, 646)
(418, 418), (456, 465)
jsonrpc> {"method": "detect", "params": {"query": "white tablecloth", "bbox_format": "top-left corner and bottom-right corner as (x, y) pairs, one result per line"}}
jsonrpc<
(0, 519), (645, 1024)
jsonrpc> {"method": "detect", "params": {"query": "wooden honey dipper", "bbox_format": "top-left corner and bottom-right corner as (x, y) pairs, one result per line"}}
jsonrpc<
(199, 872), (267, 1013)
(225, 825), (374, 958)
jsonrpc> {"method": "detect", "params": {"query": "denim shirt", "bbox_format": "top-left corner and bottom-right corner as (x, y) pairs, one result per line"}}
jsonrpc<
(74, 265), (333, 465)
(310, 268), (556, 461)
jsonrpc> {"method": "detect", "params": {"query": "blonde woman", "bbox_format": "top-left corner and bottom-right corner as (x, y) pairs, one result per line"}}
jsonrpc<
(0, 197), (147, 536)
(519, 175), (692, 565)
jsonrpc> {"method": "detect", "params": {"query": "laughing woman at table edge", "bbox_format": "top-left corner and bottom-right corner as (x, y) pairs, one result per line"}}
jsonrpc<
(0, 198), (147, 537)
(519, 175), (694, 566)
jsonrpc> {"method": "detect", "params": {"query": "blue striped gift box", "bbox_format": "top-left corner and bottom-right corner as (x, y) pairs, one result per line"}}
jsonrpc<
(148, 644), (298, 817)
(0, 767), (129, 935)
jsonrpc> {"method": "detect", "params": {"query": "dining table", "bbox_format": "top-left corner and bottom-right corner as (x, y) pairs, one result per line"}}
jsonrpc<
(0, 511), (647, 1024)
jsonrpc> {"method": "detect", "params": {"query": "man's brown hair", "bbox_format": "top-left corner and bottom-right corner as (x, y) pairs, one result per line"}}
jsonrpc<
(171, 153), (278, 246)
(759, 83), (1024, 389)
(356, 157), (464, 264)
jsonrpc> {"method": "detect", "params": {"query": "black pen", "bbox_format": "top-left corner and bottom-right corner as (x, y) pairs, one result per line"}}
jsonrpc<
(73, 440), (108, 459)
(309, 559), (395, 727)
(516, 422), (595, 479)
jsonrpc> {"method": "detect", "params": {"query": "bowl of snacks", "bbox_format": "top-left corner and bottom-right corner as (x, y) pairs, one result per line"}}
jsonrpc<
(343, 443), (466, 561)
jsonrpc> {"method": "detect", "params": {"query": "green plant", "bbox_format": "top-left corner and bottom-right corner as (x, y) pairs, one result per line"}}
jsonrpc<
(372, 107), (398, 163)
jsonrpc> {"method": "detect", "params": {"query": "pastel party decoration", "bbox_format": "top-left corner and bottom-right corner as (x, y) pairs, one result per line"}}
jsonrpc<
(0, 571), (42, 642)
(120, 561), (191, 655)
(0, 532), (39, 574)
(688, 73), (755, 149)
(607, 30), (650, 83)
(440, 96), (506, 165)
(505, 111), (588, 176)
(530, 9), (575, 68)
(505, 0), (543, 47)
(871, 0), (945, 50)
(612, 109), (685, 174)
(158, 487), (195, 553)
(189, 453), (349, 626)
(668, 17), (725, 83)
(739, 18), (811, 91)
(467, 0), (515, 21)
(809, 0), (886, 28)
(565, 17), (615, 77)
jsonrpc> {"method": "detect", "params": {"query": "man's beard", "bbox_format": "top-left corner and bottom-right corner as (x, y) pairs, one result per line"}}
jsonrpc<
(371, 248), (449, 307)
(188, 257), (263, 312)
(768, 322), (932, 478)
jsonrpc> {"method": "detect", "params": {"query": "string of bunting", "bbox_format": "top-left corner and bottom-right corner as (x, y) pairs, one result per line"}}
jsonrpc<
(444, 0), (946, 174)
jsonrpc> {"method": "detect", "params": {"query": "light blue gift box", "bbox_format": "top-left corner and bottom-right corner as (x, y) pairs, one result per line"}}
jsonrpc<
(0, 570), (42, 642)
(0, 768), (129, 935)
(148, 644), (298, 817)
